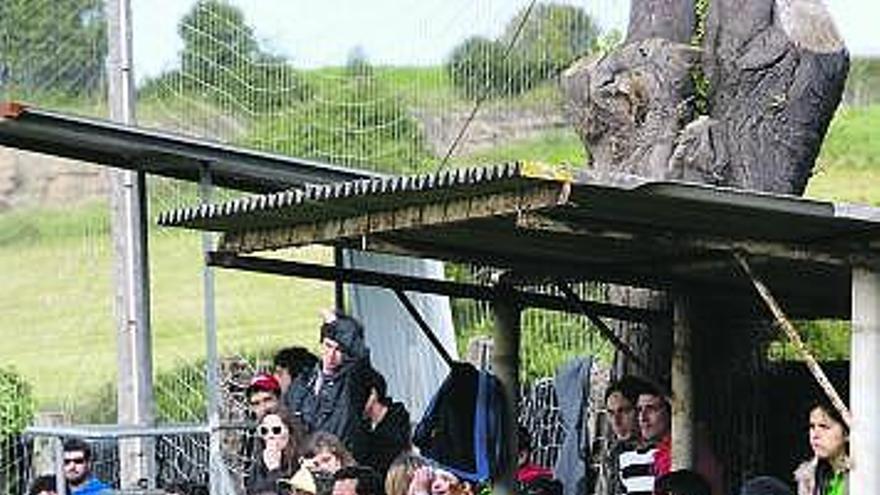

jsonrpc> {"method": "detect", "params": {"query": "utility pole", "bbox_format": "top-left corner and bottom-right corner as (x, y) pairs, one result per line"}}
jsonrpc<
(107, 0), (156, 489)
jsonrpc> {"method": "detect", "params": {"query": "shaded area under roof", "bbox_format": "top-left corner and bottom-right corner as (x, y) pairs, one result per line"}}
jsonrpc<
(0, 102), (380, 192)
(158, 162), (880, 319)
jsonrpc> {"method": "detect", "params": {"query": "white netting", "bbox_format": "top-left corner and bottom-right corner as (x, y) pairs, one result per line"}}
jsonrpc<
(1, 1), (629, 492)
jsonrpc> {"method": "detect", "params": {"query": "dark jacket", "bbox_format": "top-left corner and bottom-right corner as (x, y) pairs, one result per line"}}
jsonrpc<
(285, 317), (371, 461)
(363, 401), (411, 477)
(245, 451), (295, 495)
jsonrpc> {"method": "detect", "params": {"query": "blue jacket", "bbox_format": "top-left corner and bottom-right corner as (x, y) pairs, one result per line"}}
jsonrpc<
(70, 476), (111, 495)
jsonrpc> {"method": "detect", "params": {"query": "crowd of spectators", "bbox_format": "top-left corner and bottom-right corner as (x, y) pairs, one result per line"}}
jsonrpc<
(29, 311), (845, 495)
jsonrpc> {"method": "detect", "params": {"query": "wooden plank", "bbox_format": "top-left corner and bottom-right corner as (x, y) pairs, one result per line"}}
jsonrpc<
(220, 183), (565, 253)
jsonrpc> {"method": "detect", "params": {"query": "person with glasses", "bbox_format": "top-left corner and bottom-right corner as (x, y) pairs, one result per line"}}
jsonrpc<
(246, 406), (306, 495)
(61, 438), (110, 495)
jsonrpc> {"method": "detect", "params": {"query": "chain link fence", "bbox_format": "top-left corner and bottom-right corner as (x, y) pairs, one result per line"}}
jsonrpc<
(0, 1), (632, 492)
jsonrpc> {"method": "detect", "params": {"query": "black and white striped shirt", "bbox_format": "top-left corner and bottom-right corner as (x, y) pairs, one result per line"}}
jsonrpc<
(618, 444), (657, 495)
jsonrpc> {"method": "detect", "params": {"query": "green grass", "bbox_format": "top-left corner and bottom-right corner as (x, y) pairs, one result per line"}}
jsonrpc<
(806, 105), (880, 205)
(0, 202), (332, 409)
(449, 128), (587, 167)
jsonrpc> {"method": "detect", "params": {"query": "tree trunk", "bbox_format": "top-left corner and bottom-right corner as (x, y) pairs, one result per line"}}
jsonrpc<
(562, 0), (849, 489)
(563, 0), (848, 191)
(627, 0), (695, 44)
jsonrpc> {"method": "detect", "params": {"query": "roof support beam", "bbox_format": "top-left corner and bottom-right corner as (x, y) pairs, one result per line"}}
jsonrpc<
(517, 211), (880, 267)
(207, 252), (664, 324)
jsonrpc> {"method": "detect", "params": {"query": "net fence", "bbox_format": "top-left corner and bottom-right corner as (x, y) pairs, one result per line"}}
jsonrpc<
(0, 0), (632, 493)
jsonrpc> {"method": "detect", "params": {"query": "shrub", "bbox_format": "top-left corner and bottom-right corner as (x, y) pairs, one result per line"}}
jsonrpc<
(243, 71), (432, 173)
(0, 367), (34, 437)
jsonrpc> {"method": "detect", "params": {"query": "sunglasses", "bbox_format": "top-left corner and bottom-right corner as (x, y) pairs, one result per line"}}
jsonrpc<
(258, 425), (285, 437)
(63, 457), (86, 466)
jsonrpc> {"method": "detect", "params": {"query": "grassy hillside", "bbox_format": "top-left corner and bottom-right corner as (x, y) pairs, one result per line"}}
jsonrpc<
(1, 64), (876, 410)
(806, 104), (880, 204)
(0, 202), (331, 408)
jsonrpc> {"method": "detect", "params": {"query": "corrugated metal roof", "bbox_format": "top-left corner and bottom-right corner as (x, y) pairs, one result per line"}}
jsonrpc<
(156, 162), (880, 318)
(0, 102), (379, 192)
(157, 161), (536, 230)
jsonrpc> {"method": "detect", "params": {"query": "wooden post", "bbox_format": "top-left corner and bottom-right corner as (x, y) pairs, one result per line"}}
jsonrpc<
(492, 283), (521, 494)
(850, 268), (880, 495)
(671, 296), (695, 469)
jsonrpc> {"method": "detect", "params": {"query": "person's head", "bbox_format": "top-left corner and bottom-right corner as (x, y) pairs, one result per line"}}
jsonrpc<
(385, 452), (429, 495)
(247, 373), (282, 419)
(28, 474), (57, 495)
(258, 407), (305, 467)
(430, 468), (459, 495)
(808, 399), (848, 463)
(319, 312), (366, 375)
(655, 469), (711, 495)
(637, 383), (671, 442)
(739, 476), (793, 495)
(303, 431), (356, 475)
(363, 367), (390, 417)
(61, 438), (93, 487)
(332, 465), (383, 495)
(605, 376), (648, 441)
(274, 347), (319, 393)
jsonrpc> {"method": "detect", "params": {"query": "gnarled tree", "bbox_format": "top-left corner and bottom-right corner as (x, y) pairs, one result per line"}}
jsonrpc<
(560, 0), (849, 484)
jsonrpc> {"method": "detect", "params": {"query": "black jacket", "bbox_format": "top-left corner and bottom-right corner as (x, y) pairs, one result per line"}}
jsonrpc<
(363, 401), (411, 477)
(285, 360), (371, 461)
(245, 450), (295, 495)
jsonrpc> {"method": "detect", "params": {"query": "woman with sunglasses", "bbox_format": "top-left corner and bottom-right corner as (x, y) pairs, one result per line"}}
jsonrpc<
(794, 398), (850, 495)
(247, 406), (306, 495)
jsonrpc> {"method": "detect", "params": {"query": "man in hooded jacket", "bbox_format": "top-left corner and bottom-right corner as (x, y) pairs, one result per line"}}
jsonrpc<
(286, 311), (371, 462)
(361, 366), (411, 479)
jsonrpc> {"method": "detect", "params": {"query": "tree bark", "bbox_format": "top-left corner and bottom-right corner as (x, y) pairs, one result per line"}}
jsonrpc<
(627, 0), (695, 44)
(562, 0), (849, 488)
(563, 0), (848, 193)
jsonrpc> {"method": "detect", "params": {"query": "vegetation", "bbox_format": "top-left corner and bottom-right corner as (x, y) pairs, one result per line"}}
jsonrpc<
(139, 0), (312, 113)
(2, 0), (878, 410)
(243, 66), (433, 173)
(0, 0), (106, 97)
(447, 4), (600, 100)
(0, 367), (34, 436)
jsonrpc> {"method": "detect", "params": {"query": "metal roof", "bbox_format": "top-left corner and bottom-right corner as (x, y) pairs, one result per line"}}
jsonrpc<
(158, 162), (880, 318)
(0, 102), (381, 192)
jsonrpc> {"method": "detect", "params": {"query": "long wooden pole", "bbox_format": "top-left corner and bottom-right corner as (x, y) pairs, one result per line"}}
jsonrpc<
(734, 252), (851, 427)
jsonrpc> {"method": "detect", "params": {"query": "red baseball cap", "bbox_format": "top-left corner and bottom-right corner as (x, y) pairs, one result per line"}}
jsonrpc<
(247, 373), (281, 396)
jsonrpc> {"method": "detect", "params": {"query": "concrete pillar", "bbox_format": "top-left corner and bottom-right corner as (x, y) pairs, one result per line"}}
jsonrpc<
(671, 296), (695, 469)
(850, 267), (880, 495)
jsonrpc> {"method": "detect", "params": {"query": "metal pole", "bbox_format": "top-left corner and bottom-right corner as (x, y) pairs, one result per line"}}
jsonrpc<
(850, 267), (880, 495)
(200, 164), (223, 495)
(334, 246), (346, 314)
(492, 282), (520, 494)
(107, 0), (155, 489)
(671, 295), (694, 469)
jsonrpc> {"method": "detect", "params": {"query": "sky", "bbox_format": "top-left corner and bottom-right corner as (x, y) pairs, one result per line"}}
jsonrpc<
(131, 0), (880, 83)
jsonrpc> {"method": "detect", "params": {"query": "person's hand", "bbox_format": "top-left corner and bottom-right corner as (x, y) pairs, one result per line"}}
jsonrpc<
(263, 442), (282, 471)
(407, 466), (433, 495)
